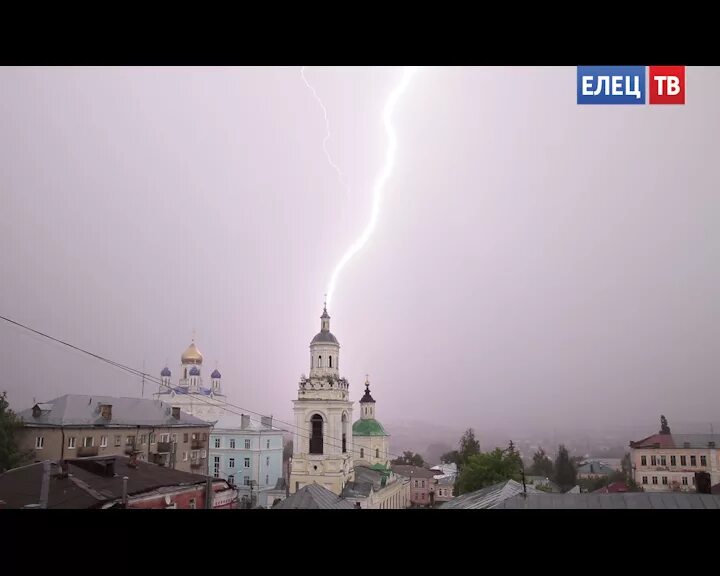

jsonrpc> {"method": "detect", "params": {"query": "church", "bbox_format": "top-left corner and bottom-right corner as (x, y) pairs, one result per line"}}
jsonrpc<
(154, 341), (227, 423)
(289, 305), (408, 508)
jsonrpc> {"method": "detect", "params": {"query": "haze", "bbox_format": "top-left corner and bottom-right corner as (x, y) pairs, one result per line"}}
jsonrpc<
(2, 66), (719, 448)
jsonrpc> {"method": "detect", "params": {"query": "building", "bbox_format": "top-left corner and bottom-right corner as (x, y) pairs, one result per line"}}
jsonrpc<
(16, 395), (213, 474)
(431, 464), (457, 503)
(290, 305), (355, 495)
(592, 481), (629, 494)
(391, 465), (439, 507)
(494, 491), (720, 509)
(209, 412), (284, 506)
(440, 480), (541, 509)
(154, 340), (227, 423)
(341, 464), (410, 509)
(629, 432), (720, 492)
(273, 482), (356, 509)
(0, 455), (237, 509)
(352, 378), (390, 466)
(576, 459), (618, 479)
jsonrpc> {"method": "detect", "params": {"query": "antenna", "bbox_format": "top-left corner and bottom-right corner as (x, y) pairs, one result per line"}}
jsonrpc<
(141, 359), (146, 398)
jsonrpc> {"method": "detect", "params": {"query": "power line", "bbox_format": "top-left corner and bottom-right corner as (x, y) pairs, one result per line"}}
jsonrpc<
(0, 313), (418, 463)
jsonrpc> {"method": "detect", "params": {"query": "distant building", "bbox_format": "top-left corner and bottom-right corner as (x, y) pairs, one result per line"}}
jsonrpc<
(577, 459), (618, 479)
(431, 463), (457, 503)
(154, 341), (227, 423)
(353, 378), (390, 467)
(440, 480), (541, 509)
(341, 464), (410, 508)
(592, 481), (629, 494)
(391, 465), (439, 507)
(629, 433), (720, 492)
(16, 395), (212, 475)
(209, 412), (284, 507)
(0, 455), (237, 509)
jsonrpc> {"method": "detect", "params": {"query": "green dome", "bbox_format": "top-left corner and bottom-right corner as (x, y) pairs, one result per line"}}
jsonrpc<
(352, 418), (388, 436)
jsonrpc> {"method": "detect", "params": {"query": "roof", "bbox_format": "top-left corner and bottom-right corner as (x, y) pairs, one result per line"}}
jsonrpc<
(0, 456), (211, 509)
(495, 492), (720, 509)
(630, 433), (720, 450)
(310, 331), (339, 345)
(341, 465), (391, 499)
(440, 480), (541, 509)
(353, 418), (388, 436)
(181, 342), (203, 364)
(211, 369), (222, 379)
(18, 395), (210, 428)
(592, 481), (629, 494)
(391, 465), (439, 479)
(160, 367), (171, 377)
(272, 483), (355, 509)
(577, 461), (617, 475)
(360, 381), (375, 403)
(212, 412), (284, 432)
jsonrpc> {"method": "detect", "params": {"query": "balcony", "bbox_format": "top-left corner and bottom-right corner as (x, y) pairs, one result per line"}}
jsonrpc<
(77, 446), (99, 457)
(156, 442), (172, 454)
(191, 439), (205, 450)
(190, 460), (203, 469)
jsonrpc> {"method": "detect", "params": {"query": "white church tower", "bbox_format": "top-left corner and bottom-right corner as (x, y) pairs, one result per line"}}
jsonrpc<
(290, 304), (354, 495)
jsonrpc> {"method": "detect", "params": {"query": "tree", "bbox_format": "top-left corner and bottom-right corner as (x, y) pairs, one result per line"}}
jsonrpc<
(458, 428), (481, 465)
(441, 450), (461, 466)
(621, 452), (632, 477)
(391, 451), (425, 467)
(455, 445), (523, 495)
(529, 447), (554, 478)
(553, 444), (577, 492)
(660, 415), (671, 435)
(0, 391), (31, 473)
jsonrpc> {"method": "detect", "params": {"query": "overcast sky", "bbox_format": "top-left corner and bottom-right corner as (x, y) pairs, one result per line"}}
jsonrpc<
(2, 66), (719, 439)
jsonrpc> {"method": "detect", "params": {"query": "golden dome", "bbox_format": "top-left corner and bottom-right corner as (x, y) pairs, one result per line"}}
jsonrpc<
(181, 342), (203, 365)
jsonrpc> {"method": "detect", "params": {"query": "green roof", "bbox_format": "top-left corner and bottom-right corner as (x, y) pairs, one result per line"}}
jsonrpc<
(352, 418), (388, 436)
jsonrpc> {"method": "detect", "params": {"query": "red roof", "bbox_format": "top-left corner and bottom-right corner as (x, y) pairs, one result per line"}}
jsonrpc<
(629, 433), (675, 449)
(592, 482), (629, 494)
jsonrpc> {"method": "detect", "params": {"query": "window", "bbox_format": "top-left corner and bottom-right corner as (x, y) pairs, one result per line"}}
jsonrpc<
(652, 476), (658, 485)
(214, 438), (221, 448)
(171, 434), (177, 443)
(376, 448), (380, 458)
(160, 433), (170, 443)
(83, 437), (93, 448)
(189, 498), (196, 509)
(100, 436), (107, 448)
(229, 458), (235, 468)
(329, 356), (332, 368)
(245, 439), (251, 449)
(421, 493), (425, 500)
(184, 433), (189, 443)
(641, 456), (647, 466)
(192, 433), (198, 441)
(692, 476), (696, 485)
(318, 356), (322, 368)
(213, 456), (220, 478)
(266, 439), (270, 449)
(244, 476), (250, 486)
(140, 434), (147, 445)
(183, 451), (188, 461)
(266, 456), (270, 466)
(202, 433), (207, 441)
(228, 475), (234, 485)
(414, 480), (419, 488)
(127, 435), (135, 446)
(149, 433), (156, 444)
(360, 448), (364, 458)
(68, 437), (76, 449)
(660, 456), (666, 466)
(230, 439), (235, 449)
(682, 476), (688, 485)
(662, 476), (668, 485)
(701, 455), (707, 467)
(35, 436), (44, 449)
(421, 480), (426, 488)
(651, 455), (657, 466)
(670, 455), (676, 466)
(191, 450), (200, 460)
(244, 458), (250, 468)
(691, 455), (697, 466)
(201, 449), (206, 459)
(310, 414), (323, 454)
(115, 435), (121, 447)
(681, 455), (687, 466)
(265, 474), (269, 485)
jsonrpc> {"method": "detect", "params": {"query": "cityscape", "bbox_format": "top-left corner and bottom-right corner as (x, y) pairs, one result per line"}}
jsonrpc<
(1, 66), (719, 509)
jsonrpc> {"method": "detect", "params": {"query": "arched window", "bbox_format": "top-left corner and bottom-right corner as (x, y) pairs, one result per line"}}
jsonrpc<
(341, 413), (348, 453)
(329, 356), (332, 368)
(310, 414), (323, 454)
(183, 368), (187, 379)
(318, 356), (322, 368)
(376, 448), (380, 459)
(360, 448), (364, 459)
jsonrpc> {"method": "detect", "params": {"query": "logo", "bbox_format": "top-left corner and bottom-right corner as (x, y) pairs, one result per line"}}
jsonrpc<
(577, 66), (685, 105)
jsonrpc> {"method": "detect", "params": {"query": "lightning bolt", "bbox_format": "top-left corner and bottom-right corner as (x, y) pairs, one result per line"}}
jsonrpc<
(300, 66), (349, 192)
(326, 66), (420, 308)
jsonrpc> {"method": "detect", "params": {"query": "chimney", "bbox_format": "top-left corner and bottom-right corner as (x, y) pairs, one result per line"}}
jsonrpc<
(241, 414), (250, 429)
(172, 406), (181, 420)
(100, 404), (113, 420)
(122, 477), (129, 507)
(261, 416), (273, 428)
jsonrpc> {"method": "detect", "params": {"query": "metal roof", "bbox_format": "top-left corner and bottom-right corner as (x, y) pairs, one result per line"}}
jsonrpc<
(440, 480), (541, 509)
(273, 483), (355, 509)
(495, 492), (720, 509)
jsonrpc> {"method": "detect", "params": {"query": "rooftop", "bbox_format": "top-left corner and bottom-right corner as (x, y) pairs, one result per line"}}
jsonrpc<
(391, 465), (439, 479)
(18, 395), (210, 428)
(440, 480), (541, 509)
(630, 433), (720, 450)
(495, 492), (720, 509)
(352, 418), (388, 437)
(273, 483), (355, 509)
